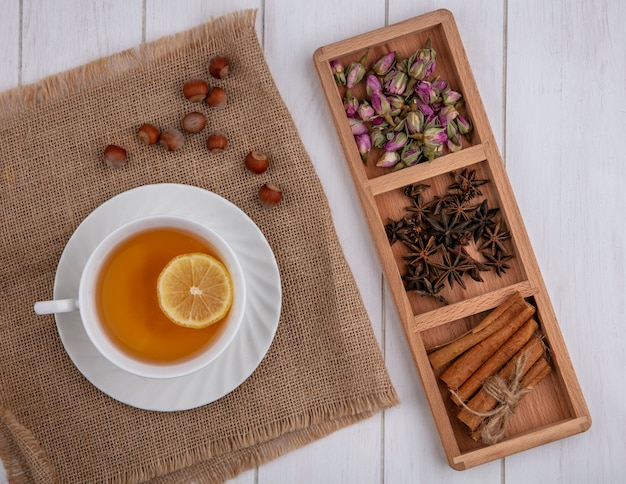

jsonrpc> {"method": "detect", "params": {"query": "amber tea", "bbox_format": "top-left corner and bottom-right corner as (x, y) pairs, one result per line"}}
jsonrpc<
(95, 226), (229, 364)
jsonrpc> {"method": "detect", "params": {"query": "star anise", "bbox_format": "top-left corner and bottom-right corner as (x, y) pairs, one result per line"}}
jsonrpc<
(429, 194), (452, 215)
(396, 217), (425, 244)
(442, 194), (480, 222)
(467, 199), (499, 242)
(483, 251), (513, 276)
(425, 210), (471, 248)
(405, 197), (434, 224)
(479, 221), (511, 255)
(454, 247), (490, 282)
(448, 168), (488, 200)
(388, 166), (516, 305)
(433, 248), (475, 289)
(456, 230), (473, 246)
(404, 183), (430, 202)
(385, 217), (407, 245)
(402, 235), (439, 275)
(401, 263), (425, 291)
(413, 275), (448, 305)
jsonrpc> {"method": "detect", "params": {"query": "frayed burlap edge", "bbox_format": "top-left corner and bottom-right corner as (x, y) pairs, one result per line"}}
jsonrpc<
(0, 9), (257, 116)
(0, 392), (398, 483)
(0, 407), (58, 484)
(143, 393), (399, 484)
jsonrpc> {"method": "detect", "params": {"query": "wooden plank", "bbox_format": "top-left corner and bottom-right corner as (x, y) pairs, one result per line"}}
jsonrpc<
(258, 1), (388, 483)
(21, 0), (143, 84)
(0, 0), (20, 91)
(145, 0), (263, 42)
(505, 3), (624, 482)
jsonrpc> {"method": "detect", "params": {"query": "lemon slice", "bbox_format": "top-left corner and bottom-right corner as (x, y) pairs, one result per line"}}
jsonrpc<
(157, 253), (233, 328)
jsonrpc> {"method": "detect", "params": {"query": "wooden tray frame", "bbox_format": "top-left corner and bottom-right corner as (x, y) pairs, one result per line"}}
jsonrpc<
(313, 9), (590, 470)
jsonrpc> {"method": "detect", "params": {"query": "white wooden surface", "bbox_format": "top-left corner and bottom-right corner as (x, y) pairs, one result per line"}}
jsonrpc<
(1, 1), (624, 482)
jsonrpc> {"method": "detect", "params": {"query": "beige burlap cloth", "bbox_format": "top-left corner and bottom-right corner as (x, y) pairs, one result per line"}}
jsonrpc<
(0, 9), (398, 484)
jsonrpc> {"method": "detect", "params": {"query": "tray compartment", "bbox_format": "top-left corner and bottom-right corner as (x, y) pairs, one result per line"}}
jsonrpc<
(420, 294), (572, 445)
(374, 159), (527, 314)
(318, 18), (482, 182)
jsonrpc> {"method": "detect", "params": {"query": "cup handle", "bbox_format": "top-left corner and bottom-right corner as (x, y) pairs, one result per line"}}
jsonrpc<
(34, 298), (79, 315)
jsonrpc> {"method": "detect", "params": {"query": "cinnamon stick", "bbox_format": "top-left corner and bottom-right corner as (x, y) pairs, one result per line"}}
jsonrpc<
(469, 358), (552, 442)
(451, 318), (538, 405)
(519, 356), (552, 389)
(457, 335), (546, 432)
(440, 301), (536, 389)
(428, 292), (527, 370)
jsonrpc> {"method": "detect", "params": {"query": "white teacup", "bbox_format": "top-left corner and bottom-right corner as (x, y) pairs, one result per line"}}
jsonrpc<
(34, 215), (246, 379)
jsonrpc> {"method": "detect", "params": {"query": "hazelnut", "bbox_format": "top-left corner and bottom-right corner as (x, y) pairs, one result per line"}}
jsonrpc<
(182, 79), (209, 102)
(244, 151), (269, 174)
(182, 112), (207, 134)
(205, 86), (227, 108)
(159, 128), (185, 151)
(208, 55), (230, 79)
(206, 131), (228, 153)
(258, 182), (282, 206)
(103, 145), (128, 168)
(137, 123), (160, 145)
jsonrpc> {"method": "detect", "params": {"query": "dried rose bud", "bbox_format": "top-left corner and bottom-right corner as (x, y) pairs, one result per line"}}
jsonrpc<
(384, 70), (408, 95)
(446, 117), (458, 139)
(392, 117), (406, 132)
(415, 80), (437, 104)
(355, 133), (371, 161)
(447, 132), (463, 153)
(348, 118), (368, 136)
(384, 131), (408, 152)
(370, 90), (391, 116)
(344, 91), (359, 118)
(335, 37), (472, 172)
(365, 74), (383, 97)
(387, 95), (405, 116)
(346, 49), (369, 89)
(405, 111), (424, 135)
(370, 129), (386, 148)
(376, 150), (400, 168)
(439, 105), (458, 123)
(432, 78), (448, 95)
(372, 51), (396, 76)
(346, 61), (367, 89)
(423, 126), (448, 150)
(423, 143), (443, 161)
(408, 41), (436, 80)
(456, 115), (472, 135)
(330, 59), (346, 85)
(413, 98), (434, 117)
(442, 88), (462, 105)
(401, 144), (422, 166)
(357, 101), (375, 121)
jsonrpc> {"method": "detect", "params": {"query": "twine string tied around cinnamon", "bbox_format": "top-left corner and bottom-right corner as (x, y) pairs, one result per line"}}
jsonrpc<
(452, 352), (531, 445)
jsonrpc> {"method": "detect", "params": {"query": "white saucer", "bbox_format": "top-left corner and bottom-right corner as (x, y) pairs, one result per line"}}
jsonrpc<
(54, 184), (282, 411)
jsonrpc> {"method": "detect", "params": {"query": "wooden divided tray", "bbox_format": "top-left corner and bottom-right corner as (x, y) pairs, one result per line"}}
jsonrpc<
(313, 9), (590, 470)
